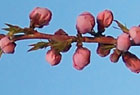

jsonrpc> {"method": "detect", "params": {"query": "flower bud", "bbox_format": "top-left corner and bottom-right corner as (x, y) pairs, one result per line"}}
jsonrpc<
(45, 49), (61, 66)
(51, 29), (71, 52)
(129, 26), (140, 44)
(110, 49), (121, 63)
(122, 52), (140, 73)
(0, 36), (16, 54)
(29, 7), (52, 28)
(54, 29), (68, 36)
(97, 10), (113, 31)
(96, 43), (110, 57)
(73, 47), (91, 70)
(117, 33), (131, 51)
(76, 12), (95, 34)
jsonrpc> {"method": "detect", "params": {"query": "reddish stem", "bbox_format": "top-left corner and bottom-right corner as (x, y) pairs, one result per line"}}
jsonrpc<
(83, 36), (117, 44)
(13, 31), (116, 45)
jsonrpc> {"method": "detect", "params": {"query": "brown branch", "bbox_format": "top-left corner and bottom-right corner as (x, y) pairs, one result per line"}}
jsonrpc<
(13, 32), (77, 42)
(82, 36), (117, 44)
(12, 31), (116, 45)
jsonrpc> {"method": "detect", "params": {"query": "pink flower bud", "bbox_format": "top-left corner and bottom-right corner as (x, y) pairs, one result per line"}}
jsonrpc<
(76, 12), (95, 34)
(0, 36), (16, 54)
(122, 52), (140, 73)
(129, 26), (140, 44)
(117, 33), (131, 51)
(45, 49), (61, 66)
(29, 7), (52, 28)
(97, 10), (113, 29)
(73, 47), (91, 70)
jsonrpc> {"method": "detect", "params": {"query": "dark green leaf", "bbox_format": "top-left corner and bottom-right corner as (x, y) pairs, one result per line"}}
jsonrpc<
(2, 23), (24, 36)
(28, 42), (49, 52)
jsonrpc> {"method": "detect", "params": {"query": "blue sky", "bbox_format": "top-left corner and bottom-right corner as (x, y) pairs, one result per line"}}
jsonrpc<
(0, 0), (140, 95)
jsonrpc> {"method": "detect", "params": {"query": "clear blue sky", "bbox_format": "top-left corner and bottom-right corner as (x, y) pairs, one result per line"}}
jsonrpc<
(0, 0), (140, 95)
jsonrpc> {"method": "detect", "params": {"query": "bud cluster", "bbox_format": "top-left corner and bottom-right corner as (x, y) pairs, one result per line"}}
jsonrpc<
(0, 7), (140, 74)
(114, 26), (140, 73)
(76, 9), (113, 34)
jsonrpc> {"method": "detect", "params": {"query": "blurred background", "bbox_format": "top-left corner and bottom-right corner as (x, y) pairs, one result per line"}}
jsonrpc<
(0, 0), (140, 95)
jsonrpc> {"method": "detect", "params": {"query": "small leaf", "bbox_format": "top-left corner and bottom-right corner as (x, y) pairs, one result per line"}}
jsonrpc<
(50, 39), (72, 53)
(3, 23), (24, 36)
(114, 20), (129, 33)
(28, 42), (49, 52)
(2, 28), (10, 31)
(96, 43), (114, 57)
(5, 23), (14, 27)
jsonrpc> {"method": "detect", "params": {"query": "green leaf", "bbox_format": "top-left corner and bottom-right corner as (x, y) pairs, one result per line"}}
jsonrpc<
(114, 20), (129, 33)
(50, 39), (72, 53)
(28, 42), (49, 52)
(3, 23), (24, 36)
(100, 44), (115, 50)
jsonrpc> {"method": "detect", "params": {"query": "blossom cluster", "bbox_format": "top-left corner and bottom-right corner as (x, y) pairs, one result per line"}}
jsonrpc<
(0, 7), (140, 73)
(116, 26), (140, 73)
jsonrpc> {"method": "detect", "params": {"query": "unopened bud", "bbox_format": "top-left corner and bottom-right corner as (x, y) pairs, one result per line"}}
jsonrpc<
(96, 43), (110, 57)
(0, 36), (16, 54)
(29, 7), (52, 28)
(45, 49), (61, 66)
(53, 29), (71, 52)
(76, 12), (95, 34)
(97, 10), (113, 32)
(73, 47), (91, 70)
(129, 26), (140, 44)
(110, 49), (121, 63)
(122, 52), (140, 73)
(117, 33), (131, 51)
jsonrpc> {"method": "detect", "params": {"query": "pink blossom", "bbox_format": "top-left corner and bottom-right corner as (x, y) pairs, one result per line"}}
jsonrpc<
(45, 49), (61, 66)
(129, 26), (140, 44)
(117, 33), (131, 51)
(122, 52), (140, 73)
(29, 7), (52, 28)
(97, 10), (113, 28)
(76, 12), (95, 34)
(0, 36), (16, 54)
(73, 47), (91, 70)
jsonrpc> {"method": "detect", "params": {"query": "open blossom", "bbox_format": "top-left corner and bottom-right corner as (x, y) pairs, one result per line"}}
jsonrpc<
(45, 49), (61, 66)
(122, 52), (140, 73)
(97, 10), (113, 30)
(129, 26), (140, 44)
(76, 12), (95, 34)
(0, 36), (16, 54)
(73, 47), (91, 70)
(29, 7), (52, 28)
(117, 33), (131, 51)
